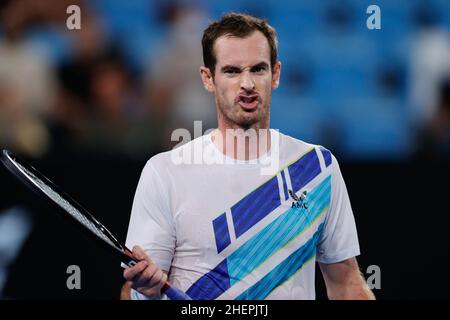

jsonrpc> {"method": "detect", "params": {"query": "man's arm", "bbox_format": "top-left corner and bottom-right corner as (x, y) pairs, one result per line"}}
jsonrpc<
(319, 257), (375, 300)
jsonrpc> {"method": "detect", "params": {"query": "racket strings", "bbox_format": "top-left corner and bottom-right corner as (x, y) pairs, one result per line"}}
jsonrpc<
(15, 161), (118, 248)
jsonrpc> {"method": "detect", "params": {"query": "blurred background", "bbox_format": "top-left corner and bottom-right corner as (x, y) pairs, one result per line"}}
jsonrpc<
(0, 0), (449, 299)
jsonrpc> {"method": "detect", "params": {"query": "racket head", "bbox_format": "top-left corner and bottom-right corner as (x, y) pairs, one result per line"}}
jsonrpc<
(0, 149), (137, 267)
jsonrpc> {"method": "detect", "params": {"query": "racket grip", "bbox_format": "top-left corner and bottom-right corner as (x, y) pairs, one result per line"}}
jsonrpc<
(162, 283), (192, 300)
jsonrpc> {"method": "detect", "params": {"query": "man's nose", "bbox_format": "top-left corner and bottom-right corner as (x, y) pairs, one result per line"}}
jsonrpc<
(240, 71), (255, 91)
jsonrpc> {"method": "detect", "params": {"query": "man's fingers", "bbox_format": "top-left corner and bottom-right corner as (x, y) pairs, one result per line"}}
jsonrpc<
(132, 245), (151, 263)
(135, 272), (168, 298)
(131, 263), (166, 288)
(123, 246), (167, 299)
(123, 260), (148, 280)
(131, 263), (156, 286)
(147, 268), (166, 288)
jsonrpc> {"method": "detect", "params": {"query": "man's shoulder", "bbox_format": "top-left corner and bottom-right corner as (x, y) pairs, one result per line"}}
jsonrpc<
(277, 131), (339, 176)
(145, 134), (207, 170)
(278, 131), (333, 158)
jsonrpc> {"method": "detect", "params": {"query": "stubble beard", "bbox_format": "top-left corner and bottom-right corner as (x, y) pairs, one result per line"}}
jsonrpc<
(217, 99), (270, 131)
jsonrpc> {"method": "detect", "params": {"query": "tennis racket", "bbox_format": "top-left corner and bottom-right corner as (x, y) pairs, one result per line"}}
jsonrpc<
(0, 149), (191, 300)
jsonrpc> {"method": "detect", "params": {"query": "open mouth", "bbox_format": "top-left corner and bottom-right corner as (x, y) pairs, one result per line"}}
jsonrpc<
(238, 95), (259, 110)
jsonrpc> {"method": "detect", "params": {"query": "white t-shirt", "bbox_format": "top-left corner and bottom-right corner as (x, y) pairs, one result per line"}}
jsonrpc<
(125, 130), (360, 300)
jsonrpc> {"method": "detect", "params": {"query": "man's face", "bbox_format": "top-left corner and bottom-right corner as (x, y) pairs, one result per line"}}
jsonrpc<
(201, 31), (281, 129)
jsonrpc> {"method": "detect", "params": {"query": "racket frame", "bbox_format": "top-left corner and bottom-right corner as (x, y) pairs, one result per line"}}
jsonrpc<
(1, 149), (192, 300)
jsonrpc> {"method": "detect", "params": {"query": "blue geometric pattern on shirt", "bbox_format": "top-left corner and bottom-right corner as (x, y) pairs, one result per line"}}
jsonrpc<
(280, 170), (289, 201)
(288, 148), (321, 194)
(186, 175), (331, 300)
(212, 148), (321, 254)
(236, 223), (324, 300)
(231, 175), (280, 238)
(227, 175), (330, 286)
(320, 147), (332, 167)
(185, 259), (231, 300)
(212, 213), (231, 253)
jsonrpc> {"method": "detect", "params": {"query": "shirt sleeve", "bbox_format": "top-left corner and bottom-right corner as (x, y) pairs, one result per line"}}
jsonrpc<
(316, 154), (360, 264)
(125, 160), (176, 272)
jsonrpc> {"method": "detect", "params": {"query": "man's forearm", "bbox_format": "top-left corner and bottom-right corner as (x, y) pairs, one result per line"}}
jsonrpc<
(320, 258), (376, 300)
(327, 276), (375, 300)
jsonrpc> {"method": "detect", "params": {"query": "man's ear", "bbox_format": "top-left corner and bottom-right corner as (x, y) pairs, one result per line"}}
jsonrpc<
(272, 61), (281, 89)
(200, 66), (215, 93)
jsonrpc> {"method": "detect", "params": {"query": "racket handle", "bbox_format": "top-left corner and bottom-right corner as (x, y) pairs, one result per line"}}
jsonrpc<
(162, 283), (192, 300)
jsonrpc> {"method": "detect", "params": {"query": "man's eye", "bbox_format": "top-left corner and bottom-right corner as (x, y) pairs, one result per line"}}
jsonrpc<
(252, 66), (267, 73)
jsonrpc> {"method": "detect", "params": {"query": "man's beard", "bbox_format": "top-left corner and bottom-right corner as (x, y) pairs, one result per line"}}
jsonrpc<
(217, 100), (268, 130)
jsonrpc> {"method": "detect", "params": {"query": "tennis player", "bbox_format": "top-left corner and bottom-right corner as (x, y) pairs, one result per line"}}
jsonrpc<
(121, 13), (375, 300)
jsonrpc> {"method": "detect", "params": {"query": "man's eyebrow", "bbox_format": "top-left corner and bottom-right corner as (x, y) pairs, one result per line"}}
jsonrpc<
(220, 62), (270, 72)
(220, 65), (242, 72)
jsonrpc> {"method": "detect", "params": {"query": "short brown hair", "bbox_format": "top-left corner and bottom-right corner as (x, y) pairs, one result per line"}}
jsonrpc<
(202, 12), (278, 75)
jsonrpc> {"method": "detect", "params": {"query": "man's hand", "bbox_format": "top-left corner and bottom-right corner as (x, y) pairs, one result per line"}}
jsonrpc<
(122, 246), (168, 299)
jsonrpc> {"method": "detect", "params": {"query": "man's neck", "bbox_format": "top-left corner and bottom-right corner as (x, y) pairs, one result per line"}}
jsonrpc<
(211, 126), (272, 161)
